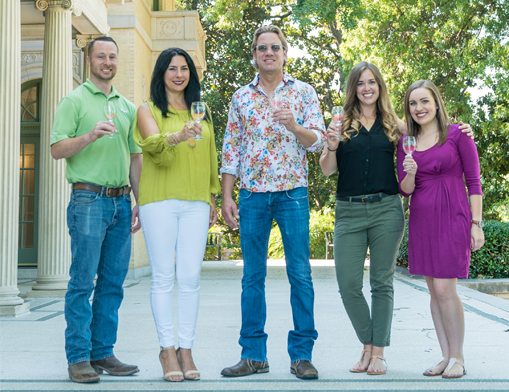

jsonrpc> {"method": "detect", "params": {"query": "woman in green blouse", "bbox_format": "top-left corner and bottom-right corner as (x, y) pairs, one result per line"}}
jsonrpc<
(135, 48), (220, 382)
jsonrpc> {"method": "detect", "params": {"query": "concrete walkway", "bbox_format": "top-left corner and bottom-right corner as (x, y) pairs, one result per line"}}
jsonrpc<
(1, 261), (508, 391)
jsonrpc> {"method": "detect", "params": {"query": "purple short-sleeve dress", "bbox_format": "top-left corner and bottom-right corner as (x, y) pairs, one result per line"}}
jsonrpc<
(397, 125), (482, 279)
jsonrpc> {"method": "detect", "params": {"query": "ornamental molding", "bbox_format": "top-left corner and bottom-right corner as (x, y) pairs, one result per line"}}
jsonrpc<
(34, 0), (81, 15)
(21, 50), (84, 84)
(75, 34), (100, 49)
(34, 0), (49, 11)
(21, 52), (43, 65)
(157, 18), (183, 39)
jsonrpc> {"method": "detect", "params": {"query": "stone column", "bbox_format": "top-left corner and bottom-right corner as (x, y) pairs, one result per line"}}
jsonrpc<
(29, 0), (81, 297)
(0, 0), (30, 315)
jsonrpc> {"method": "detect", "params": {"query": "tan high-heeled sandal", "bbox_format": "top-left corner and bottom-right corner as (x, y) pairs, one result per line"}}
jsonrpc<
(349, 349), (372, 373)
(367, 355), (387, 375)
(176, 348), (201, 381)
(160, 347), (184, 382)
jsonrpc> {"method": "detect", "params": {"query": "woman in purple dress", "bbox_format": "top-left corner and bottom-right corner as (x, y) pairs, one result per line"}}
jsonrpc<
(397, 80), (484, 379)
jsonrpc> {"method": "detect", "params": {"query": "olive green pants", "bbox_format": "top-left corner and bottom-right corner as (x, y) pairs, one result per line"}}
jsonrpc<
(334, 194), (404, 347)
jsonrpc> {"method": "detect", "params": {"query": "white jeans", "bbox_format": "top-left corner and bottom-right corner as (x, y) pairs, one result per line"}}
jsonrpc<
(139, 199), (210, 349)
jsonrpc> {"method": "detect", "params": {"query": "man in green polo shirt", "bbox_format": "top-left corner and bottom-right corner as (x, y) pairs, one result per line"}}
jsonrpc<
(51, 37), (142, 384)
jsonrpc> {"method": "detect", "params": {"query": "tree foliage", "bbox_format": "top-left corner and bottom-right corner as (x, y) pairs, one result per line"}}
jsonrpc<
(177, 0), (509, 220)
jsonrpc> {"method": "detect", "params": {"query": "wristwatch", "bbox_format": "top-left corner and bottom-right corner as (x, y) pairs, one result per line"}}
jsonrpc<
(471, 219), (484, 228)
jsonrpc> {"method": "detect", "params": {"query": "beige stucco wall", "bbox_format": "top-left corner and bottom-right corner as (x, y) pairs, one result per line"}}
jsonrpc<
(134, 29), (153, 106)
(135, 0), (152, 39)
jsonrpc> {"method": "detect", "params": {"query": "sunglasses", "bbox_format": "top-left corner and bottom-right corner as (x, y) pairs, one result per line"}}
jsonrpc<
(256, 44), (284, 53)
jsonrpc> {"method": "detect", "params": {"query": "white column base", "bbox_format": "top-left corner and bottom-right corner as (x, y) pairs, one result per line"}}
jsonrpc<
(0, 302), (30, 316)
(31, 274), (69, 291)
(26, 289), (67, 298)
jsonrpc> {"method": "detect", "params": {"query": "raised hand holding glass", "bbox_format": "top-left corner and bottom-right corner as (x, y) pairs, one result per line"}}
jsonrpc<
(103, 101), (117, 138)
(191, 101), (206, 140)
(403, 136), (416, 172)
(330, 106), (344, 141)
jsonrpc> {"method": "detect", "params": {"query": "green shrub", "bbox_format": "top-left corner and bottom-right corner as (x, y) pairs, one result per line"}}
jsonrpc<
(268, 208), (335, 259)
(204, 226), (242, 261)
(397, 220), (509, 279)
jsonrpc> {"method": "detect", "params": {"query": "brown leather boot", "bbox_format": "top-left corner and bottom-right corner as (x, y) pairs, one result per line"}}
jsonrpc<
(221, 358), (269, 377)
(68, 361), (100, 383)
(290, 360), (319, 379)
(90, 356), (139, 376)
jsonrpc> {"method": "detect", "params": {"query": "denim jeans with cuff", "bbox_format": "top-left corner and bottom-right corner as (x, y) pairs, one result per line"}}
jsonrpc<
(238, 187), (318, 363)
(65, 189), (132, 365)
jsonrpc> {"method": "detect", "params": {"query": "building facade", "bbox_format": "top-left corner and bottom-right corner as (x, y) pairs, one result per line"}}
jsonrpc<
(0, 0), (207, 315)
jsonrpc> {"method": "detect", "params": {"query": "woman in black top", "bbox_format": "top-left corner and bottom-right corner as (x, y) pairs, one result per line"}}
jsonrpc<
(321, 62), (473, 375)
(320, 62), (406, 375)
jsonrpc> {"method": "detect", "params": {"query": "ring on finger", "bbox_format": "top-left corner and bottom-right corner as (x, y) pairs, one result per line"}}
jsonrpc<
(284, 115), (287, 120)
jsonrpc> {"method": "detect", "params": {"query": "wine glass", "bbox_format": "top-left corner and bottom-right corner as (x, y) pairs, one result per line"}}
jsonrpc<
(191, 101), (206, 140)
(402, 136), (416, 171)
(268, 90), (284, 131)
(330, 106), (344, 141)
(104, 101), (117, 138)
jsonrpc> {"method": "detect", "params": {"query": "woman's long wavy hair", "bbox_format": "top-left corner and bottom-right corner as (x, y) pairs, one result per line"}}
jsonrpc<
(341, 61), (400, 143)
(404, 80), (450, 146)
(150, 47), (211, 121)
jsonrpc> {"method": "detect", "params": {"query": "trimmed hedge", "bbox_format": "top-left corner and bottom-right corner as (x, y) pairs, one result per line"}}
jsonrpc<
(397, 220), (509, 279)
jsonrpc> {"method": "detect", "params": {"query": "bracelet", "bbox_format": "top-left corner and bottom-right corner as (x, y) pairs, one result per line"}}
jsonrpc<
(166, 133), (180, 146)
(327, 146), (338, 152)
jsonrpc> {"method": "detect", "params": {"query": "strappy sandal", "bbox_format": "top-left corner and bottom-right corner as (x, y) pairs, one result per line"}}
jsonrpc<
(176, 348), (201, 381)
(367, 355), (387, 375)
(442, 358), (466, 379)
(423, 358), (448, 376)
(349, 349), (372, 373)
(160, 347), (184, 382)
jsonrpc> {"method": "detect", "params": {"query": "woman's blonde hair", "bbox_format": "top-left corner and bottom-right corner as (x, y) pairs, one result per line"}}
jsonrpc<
(404, 80), (450, 145)
(341, 61), (400, 143)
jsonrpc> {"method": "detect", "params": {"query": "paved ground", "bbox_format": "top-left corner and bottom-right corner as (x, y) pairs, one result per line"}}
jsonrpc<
(1, 261), (508, 391)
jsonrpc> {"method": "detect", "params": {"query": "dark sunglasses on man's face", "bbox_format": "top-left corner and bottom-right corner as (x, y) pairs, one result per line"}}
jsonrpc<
(256, 44), (284, 53)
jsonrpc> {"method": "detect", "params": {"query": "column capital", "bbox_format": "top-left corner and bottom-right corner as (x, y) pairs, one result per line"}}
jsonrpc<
(34, 0), (82, 16)
(76, 34), (97, 49)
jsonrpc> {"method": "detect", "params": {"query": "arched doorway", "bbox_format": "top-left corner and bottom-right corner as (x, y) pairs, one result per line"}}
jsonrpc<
(19, 80), (41, 266)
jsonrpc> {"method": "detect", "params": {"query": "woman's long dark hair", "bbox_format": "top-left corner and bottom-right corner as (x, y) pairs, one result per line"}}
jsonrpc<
(150, 47), (211, 121)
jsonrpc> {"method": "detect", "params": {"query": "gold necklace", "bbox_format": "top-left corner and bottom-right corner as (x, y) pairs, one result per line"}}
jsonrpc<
(168, 103), (195, 148)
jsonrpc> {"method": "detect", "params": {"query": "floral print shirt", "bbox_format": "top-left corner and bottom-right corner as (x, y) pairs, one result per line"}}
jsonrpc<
(220, 73), (326, 192)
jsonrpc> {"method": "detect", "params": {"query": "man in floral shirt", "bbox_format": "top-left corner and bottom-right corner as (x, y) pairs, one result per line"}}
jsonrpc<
(220, 25), (326, 380)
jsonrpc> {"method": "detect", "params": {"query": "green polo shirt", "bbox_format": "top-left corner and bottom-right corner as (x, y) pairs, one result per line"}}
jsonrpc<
(51, 79), (141, 187)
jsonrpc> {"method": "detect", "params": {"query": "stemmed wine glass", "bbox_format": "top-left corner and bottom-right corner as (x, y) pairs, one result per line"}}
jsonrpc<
(103, 101), (117, 139)
(191, 101), (206, 140)
(268, 90), (284, 132)
(402, 136), (416, 171)
(330, 106), (344, 141)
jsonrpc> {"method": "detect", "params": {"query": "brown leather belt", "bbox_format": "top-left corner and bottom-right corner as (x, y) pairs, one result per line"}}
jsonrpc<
(72, 182), (131, 198)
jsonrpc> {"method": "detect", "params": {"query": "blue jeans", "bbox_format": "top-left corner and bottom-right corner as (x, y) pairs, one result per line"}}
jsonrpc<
(238, 187), (317, 362)
(65, 189), (132, 365)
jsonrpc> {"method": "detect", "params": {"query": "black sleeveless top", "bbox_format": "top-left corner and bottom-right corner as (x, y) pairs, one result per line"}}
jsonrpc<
(335, 116), (399, 197)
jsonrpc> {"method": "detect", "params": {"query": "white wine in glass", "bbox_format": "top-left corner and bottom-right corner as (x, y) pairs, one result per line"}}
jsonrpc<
(104, 101), (117, 139)
(191, 101), (206, 140)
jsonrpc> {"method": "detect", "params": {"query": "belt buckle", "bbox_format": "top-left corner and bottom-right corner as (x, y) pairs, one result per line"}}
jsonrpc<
(106, 187), (118, 197)
(362, 197), (368, 204)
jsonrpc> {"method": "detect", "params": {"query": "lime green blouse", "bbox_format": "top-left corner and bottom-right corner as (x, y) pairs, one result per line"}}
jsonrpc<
(134, 100), (221, 206)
